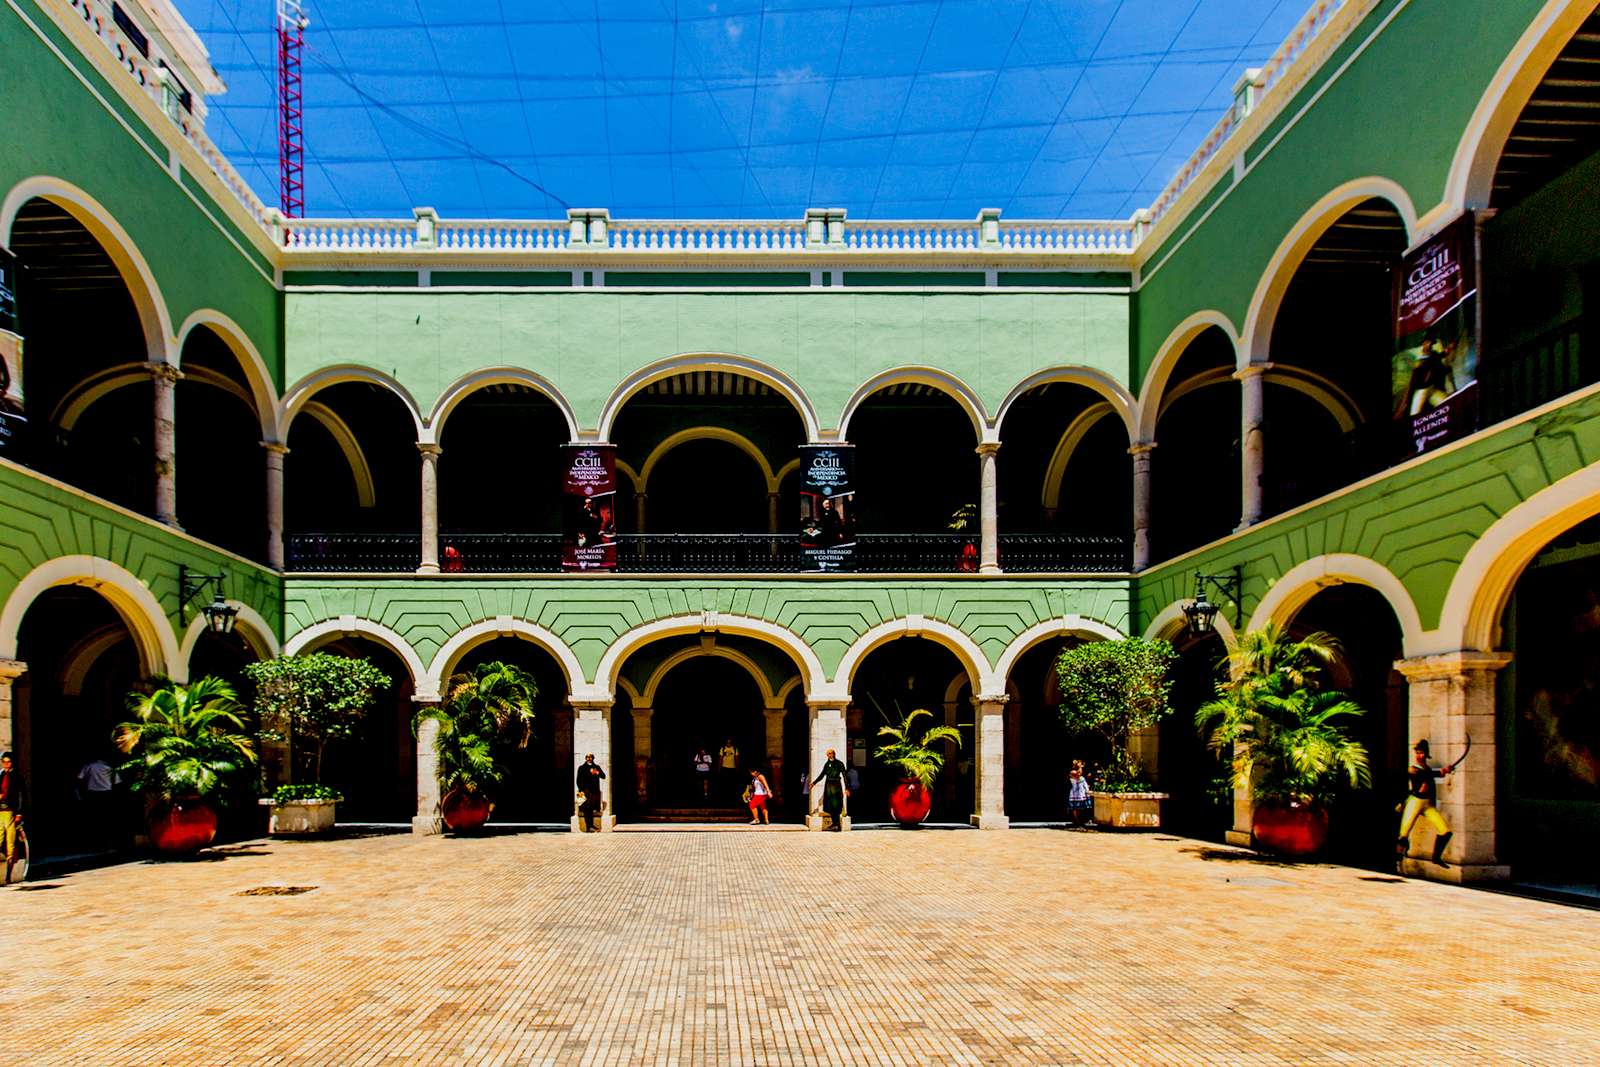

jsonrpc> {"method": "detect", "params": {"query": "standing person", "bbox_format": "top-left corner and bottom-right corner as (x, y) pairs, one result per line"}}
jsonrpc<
(1067, 760), (1094, 828)
(718, 738), (740, 799)
(1, 751), (24, 884)
(812, 749), (850, 832)
(746, 767), (772, 825)
(799, 767), (812, 820)
(1399, 739), (1454, 868)
(576, 753), (606, 833)
(693, 748), (713, 800)
(77, 752), (116, 845)
(846, 762), (861, 794)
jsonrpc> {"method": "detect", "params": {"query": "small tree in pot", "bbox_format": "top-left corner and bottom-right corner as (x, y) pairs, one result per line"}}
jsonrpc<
(1054, 638), (1177, 827)
(416, 661), (538, 832)
(874, 707), (962, 828)
(1196, 626), (1371, 857)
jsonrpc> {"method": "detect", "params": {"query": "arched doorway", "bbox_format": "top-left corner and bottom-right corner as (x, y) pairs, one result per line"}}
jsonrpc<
(438, 386), (568, 535)
(1158, 630), (1232, 842)
(1004, 636), (1077, 821)
(644, 657), (769, 815)
(175, 326), (268, 560)
(849, 384), (977, 536)
(305, 637), (416, 822)
(1154, 326), (1239, 558)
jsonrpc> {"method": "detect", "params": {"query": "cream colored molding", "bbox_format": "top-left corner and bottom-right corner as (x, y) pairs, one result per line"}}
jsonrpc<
(427, 366), (580, 442)
(425, 616), (584, 695)
(1245, 553), (1425, 657)
(283, 616), (433, 700)
(836, 366), (990, 444)
(833, 615), (996, 695)
(596, 354), (823, 443)
(991, 615), (1126, 682)
(0, 555), (180, 676)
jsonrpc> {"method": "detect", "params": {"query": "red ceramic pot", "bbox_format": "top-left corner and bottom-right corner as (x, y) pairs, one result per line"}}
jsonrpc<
(1252, 801), (1330, 857)
(149, 797), (217, 854)
(442, 791), (494, 832)
(887, 778), (933, 828)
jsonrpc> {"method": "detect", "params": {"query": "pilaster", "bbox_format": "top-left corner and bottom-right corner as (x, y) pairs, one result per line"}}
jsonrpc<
(572, 700), (615, 832)
(806, 698), (850, 831)
(0, 661), (25, 755)
(969, 696), (1009, 829)
(412, 708), (442, 835)
(630, 706), (653, 805)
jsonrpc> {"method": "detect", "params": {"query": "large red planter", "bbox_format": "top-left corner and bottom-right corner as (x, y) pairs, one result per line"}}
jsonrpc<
(1252, 801), (1330, 857)
(149, 797), (217, 854)
(442, 792), (494, 832)
(887, 778), (933, 828)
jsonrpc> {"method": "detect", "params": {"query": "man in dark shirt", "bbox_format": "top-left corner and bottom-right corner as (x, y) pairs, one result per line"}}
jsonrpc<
(576, 753), (606, 832)
(1398, 739), (1453, 869)
(1, 750), (24, 884)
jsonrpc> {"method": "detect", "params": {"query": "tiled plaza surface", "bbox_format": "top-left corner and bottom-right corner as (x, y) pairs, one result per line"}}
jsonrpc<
(2, 827), (1596, 1067)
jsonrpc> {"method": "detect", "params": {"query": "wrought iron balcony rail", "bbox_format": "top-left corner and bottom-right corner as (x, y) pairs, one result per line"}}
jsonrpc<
(1480, 316), (1588, 428)
(286, 533), (1129, 574)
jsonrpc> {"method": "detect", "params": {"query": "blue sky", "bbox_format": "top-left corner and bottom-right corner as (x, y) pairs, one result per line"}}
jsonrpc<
(174, 0), (1305, 220)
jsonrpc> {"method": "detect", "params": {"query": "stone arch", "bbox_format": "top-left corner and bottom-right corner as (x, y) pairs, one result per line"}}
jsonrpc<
(425, 617), (584, 697)
(178, 601), (281, 669)
(175, 310), (282, 440)
(51, 363), (252, 431)
(55, 624), (133, 696)
(1041, 402), (1115, 511)
(1444, 0), (1598, 214)
(834, 615), (998, 698)
(1136, 311), (1241, 441)
(427, 367), (580, 442)
(993, 367), (1137, 441)
(283, 617), (431, 699)
(1156, 365), (1364, 433)
(1245, 554), (1426, 657)
(992, 615), (1127, 682)
(1143, 600), (1238, 650)
(837, 367), (990, 444)
(281, 365), (426, 441)
(597, 354), (822, 443)
(591, 613), (830, 703)
(0, 176), (173, 364)
(1438, 462), (1600, 655)
(1241, 179), (1418, 371)
(0, 556), (180, 677)
(638, 427), (780, 494)
(640, 645), (779, 706)
(300, 402), (377, 508)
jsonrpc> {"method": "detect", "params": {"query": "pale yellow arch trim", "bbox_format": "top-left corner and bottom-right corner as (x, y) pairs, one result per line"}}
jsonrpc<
(1136, 311), (1240, 441)
(1, 177), (172, 365)
(179, 601), (281, 670)
(302, 401), (377, 508)
(0, 556), (179, 677)
(52, 363), (253, 432)
(1241, 178), (1418, 370)
(1443, 0), (1596, 217)
(1143, 601), (1238, 652)
(993, 367), (1138, 440)
(590, 613), (829, 703)
(281, 365), (425, 440)
(837, 367), (990, 444)
(1246, 554), (1425, 658)
(175, 310), (282, 440)
(616, 677), (642, 704)
(639, 427), (779, 494)
(640, 644), (778, 706)
(776, 674), (804, 706)
(428, 367), (580, 442)
(1042, 403), (1115, 511)
(834, 615), (999, 700)
(284, 616), (431, 699)
(56, 625), (132, 696)
(425, 616), (584, 695)
(596, 354), (822, 443)
(993, 615), (1126, 682)
(1157, 365), (1364, 433)
(1436, 462), (1600, 655)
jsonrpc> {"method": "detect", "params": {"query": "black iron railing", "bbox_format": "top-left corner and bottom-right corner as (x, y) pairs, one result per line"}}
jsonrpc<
(285, 532), (1131, 574)
(1480, 317), (1588, 427)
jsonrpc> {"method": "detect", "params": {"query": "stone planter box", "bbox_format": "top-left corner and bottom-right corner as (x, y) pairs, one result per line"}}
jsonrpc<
(1090, 791), (1168, 829)
(259, 798), (337, 834)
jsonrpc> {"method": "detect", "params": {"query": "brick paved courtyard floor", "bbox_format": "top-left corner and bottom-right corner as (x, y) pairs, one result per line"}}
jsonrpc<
(2, 827), (1597, 1067)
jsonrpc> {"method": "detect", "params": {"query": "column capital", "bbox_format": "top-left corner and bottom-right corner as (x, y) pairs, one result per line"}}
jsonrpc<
(571, 699), (614, 716)
(260, 440), (290, 456)
(0, 660), (26, 682)
(1232, 361), (1274, 381)
(763, 705), (787, 720)
(970, 693), (1009, 710)
(806, 697), (850, 713)
(141, 360), (184, 383)
(1394, 651), (1512, 682)
(974, 441), (1001, 457)
(629, 705), (654, 720)
(417, 442), (443, 458)
(1127, 440), (1157, 456)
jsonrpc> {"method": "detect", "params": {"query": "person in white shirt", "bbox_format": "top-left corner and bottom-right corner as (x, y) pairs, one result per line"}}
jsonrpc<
(1067, 760), (1094, 828)
(746, 767), (772, 825)
(693, 749), (713, 799)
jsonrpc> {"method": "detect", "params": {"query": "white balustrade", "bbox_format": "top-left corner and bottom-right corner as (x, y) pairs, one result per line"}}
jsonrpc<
(843, 222), (981, 252)
(282, 219), (416, 252)
(607, 221), (805, 251)
(435, 222), (569, 251)
(998, 222), (1137, 253)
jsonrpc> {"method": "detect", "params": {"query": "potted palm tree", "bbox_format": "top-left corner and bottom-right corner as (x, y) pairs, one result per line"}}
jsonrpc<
(1054, 637), (1177, 828)
(417, 661), (538, 832)
(114, 676), (258, 854)
(1196, 626), (1372, 857)
(875, 707), (962, 828)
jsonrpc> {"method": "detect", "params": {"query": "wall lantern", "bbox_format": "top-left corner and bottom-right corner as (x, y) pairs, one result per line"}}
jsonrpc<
(1182, 569), (1241, 638)
(180, 565), (238, 635)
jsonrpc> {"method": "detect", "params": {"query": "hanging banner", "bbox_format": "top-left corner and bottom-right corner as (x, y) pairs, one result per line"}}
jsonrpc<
(0, 247), (24, 460)
(799, 445), (856, 572)
(1392, 212), (1478, 460)
(561, 443), (617, 571)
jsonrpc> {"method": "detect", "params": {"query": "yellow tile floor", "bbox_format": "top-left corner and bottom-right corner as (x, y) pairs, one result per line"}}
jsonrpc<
(2, 827), (1595, 1066)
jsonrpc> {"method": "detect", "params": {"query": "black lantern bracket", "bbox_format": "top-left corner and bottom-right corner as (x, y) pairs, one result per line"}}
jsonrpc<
(1182, 567), (1242, 637)
(179, 565), (239, 635)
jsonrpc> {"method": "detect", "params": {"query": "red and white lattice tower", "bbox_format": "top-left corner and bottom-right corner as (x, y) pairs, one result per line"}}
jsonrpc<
(276, 0), (308, 219)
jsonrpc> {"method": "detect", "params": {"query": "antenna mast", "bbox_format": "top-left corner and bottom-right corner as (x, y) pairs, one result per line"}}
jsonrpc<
(276, 0), (308, 219)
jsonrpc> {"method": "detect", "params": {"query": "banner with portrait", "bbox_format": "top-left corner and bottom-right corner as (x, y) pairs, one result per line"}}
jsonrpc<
(799, 445), (856, 572)
(0, 246), (23, 459)
(1392, 212), (1478, 459)
(561, 444), (617, 571)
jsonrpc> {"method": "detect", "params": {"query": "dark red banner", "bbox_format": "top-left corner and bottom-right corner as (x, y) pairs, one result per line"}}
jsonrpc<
(561, 444), (616, 571)
(1392, 212), (1478, 459)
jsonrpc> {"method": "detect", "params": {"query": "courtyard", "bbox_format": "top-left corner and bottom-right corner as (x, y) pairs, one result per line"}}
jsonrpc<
(2, 828), (1595, 1066)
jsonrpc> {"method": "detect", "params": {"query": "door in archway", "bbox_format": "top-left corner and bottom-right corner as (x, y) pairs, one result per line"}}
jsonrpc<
(647, 657), (768, 817)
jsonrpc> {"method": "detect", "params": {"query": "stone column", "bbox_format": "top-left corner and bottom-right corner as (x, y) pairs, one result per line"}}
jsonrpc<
(1224, 744), (1256, 848)
(0, 661), (25, 755)
(412, 708), (442, 835)
(263, 441), (288, 570)
(1236, 363), (1268, 530)
(970, 697), (1010, 829)
(417, 443), (442, 575)
(571, 701), (615, 832)
(634, 493), (648, 533)
(766, 493), (782, 535)
(630, 706), (653, 806)
(976, 442), (1001, 574)
(1130, 442), (1155, 571)
(763, 706), (785, 801)
(1394, 651), (1512, 883)
(144, 361), (183, 527)
(806, 699), (850, 831)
